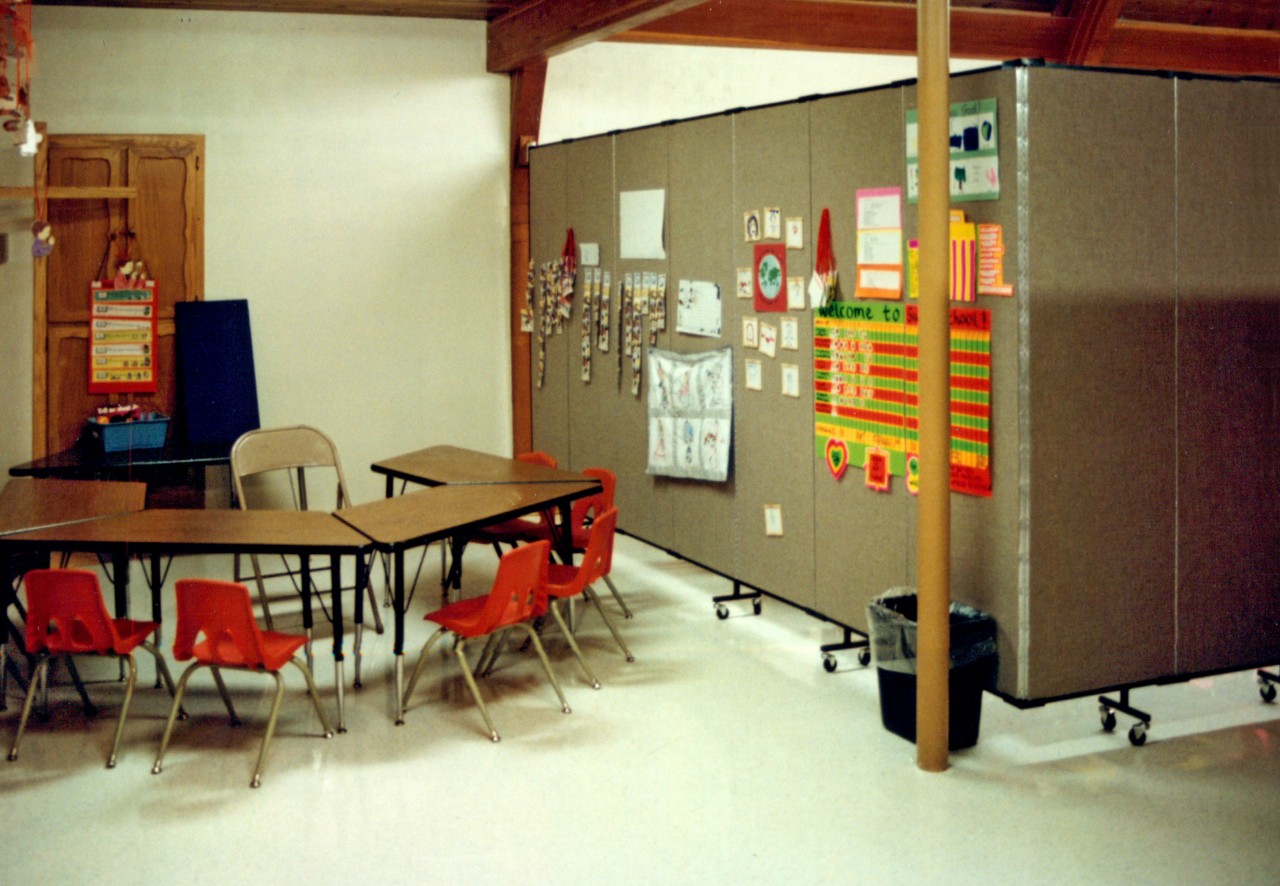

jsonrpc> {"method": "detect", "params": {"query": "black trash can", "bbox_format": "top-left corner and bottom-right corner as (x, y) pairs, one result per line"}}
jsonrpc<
(867, 588), (997, 750)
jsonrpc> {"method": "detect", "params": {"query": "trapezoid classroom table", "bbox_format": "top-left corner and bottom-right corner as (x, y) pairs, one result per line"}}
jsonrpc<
(10, 441), (233, 509)
(369, 445), (597, 592)
(370, 444), (591, 494)
(0, 506), (372, 732)
(334, 479), (601, 724)
(1, 478), (149, 708)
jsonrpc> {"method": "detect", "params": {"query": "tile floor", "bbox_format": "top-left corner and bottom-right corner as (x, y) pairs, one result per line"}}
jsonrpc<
(3, 535), (1278, 885)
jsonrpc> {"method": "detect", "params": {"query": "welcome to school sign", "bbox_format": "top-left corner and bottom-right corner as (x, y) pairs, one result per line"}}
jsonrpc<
(813, 301), (991, 497)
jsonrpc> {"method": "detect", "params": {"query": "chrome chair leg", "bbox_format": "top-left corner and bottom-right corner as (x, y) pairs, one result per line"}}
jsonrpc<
(585, 585), (635, 662)
(548, 601), (601, 689)
(106, 654), (138, 769)
(153, 661), (200, 776)
(210, 666), (241, 725)
(603, 574), (633, 619)
(8, 655), (50, 761)
(401, 627), (447, 713)
(453, 638), (500, 742)
(251, 672), (288, 788)
(510, 623), (571, 714)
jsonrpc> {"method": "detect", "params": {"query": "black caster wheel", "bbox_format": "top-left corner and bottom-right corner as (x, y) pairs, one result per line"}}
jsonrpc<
(1128, 723), (1147, 747)
(857, 648), (872, 667)
(822, 653), (838, 673)
(1260, 682), (1277, 703)
(1100, 706), (1117, 732)
(715, 603), (729, 620)
(752, 598), (763, 616)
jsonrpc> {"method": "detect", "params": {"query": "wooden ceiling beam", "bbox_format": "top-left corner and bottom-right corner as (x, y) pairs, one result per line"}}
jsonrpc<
(617, 0), (1280, 79)
(487, 0), (708, 72)
(1101, 21), (1280, 78)
(1063, 0), (1125, 66)
(618, 2), (1072, 60)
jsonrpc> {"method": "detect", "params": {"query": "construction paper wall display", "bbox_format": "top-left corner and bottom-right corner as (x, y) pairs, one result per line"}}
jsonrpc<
(754, 243), (787, 313)
(813, 301), (992, 496)
(854, 187), (904, 300)
(647, 347), (733, 482)
(676, 279), (722, 338)
(906, 98), (999, 203)
(88, 280), (158, 394)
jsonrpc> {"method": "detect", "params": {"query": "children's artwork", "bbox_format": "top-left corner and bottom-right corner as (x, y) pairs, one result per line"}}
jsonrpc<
(906, 98), (999, 203)
(88, 280), (158, 393)
(813, 301), (992, 497)
(951, 214), (978, 302)
(787, 276), (805, 311)
(753, 243), (787, 313)
(744, 210), (761, 242)
(780, 316), (799, 350)
(864, 448), (892, 492)
(620, 189), (667, 259)
(824, 438), (850, 480)
(854, 187), (903, 300)
(744, 358), (763, 391)
(676, 279), (722, 337)
(785, 217), (804, 249)
(646, 347), (733, 482)
(780, 363), (800, 398)
(736, 267), (753, 299)
(977, 223), (1014, 296)
(763, 504), (784, 537)
(758, 322), (778, 358)
(764, 207), (782, 240)
(811, 207), (838, 308)
(742, 315), (758, 348)
(598, 270), (612, 351)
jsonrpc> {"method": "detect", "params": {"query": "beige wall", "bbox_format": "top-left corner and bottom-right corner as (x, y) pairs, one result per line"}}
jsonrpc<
(2, 9), (509, 503)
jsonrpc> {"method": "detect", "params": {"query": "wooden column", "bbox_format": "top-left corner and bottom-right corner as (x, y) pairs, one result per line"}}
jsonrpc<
(508, 60), (547, 456)
(915, 0), (952, 773)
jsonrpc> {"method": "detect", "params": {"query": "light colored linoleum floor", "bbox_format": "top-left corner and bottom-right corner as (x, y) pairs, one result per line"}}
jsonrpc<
(3, 534), (1278, 885)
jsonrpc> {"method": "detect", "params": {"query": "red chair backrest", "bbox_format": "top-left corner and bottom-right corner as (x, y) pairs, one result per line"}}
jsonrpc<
(23, 569), (117, 656)
(517, 451), (557, 469)
(472, 540), (550, 632)
(577, 508), (618, 589)
(173, 578), (268, 668)
(571, 467), (616, 531)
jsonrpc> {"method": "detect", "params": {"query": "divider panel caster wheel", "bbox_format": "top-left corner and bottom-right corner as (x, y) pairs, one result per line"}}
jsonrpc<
(1128, 722), (1147, 747)
(715, 603), (729, 620)
(752, 598), (762, 616)
(1099, 706), (1116, 732)
(1259, 679), (1277, 703)
(822, 653), (838, 673)
(857, 648), (872, 667)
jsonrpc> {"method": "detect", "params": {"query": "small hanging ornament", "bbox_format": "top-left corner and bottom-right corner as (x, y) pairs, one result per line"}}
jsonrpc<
(30, 218), (53, 257)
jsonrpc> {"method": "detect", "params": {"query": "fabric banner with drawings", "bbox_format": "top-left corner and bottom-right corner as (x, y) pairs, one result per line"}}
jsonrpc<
(646, 347), (733, 482)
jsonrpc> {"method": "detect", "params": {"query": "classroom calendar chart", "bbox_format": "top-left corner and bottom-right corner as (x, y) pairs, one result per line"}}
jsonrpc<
(88, 280), (159, 394)
(813, 302), (991, 496)
(646, 347), (733, 482)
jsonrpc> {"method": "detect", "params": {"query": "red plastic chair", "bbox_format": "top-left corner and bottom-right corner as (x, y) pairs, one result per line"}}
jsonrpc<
(467, 451), (560, 552)
(7, 569), (176, 769)
(401, 540), (569, 741)
(516, 467), (633, 619)
(539, 508), (634, 687)
(152, 578), (333, 788)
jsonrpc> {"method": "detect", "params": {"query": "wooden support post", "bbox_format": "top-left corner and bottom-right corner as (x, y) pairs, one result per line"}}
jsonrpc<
(915, 0), (952, 773)
(508, 59), (547, 456)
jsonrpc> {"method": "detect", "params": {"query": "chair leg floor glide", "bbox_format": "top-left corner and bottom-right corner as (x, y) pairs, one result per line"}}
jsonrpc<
(152, 656), (333, 789)
(402, 626), (572, 743)
(9, 645), (179, 769)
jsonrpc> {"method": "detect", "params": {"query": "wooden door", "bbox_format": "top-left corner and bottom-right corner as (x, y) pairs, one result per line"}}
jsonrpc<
(36, 134), (204, 456)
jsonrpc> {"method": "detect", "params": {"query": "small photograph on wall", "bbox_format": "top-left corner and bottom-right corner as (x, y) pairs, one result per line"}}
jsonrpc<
(744, 210), (762, 242)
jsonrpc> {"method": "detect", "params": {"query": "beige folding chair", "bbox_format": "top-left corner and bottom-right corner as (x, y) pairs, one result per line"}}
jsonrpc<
(230, 425), (383, 685)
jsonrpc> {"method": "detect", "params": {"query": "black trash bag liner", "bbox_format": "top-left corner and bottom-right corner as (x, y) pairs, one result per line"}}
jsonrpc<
(867, 587), (997, 677)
